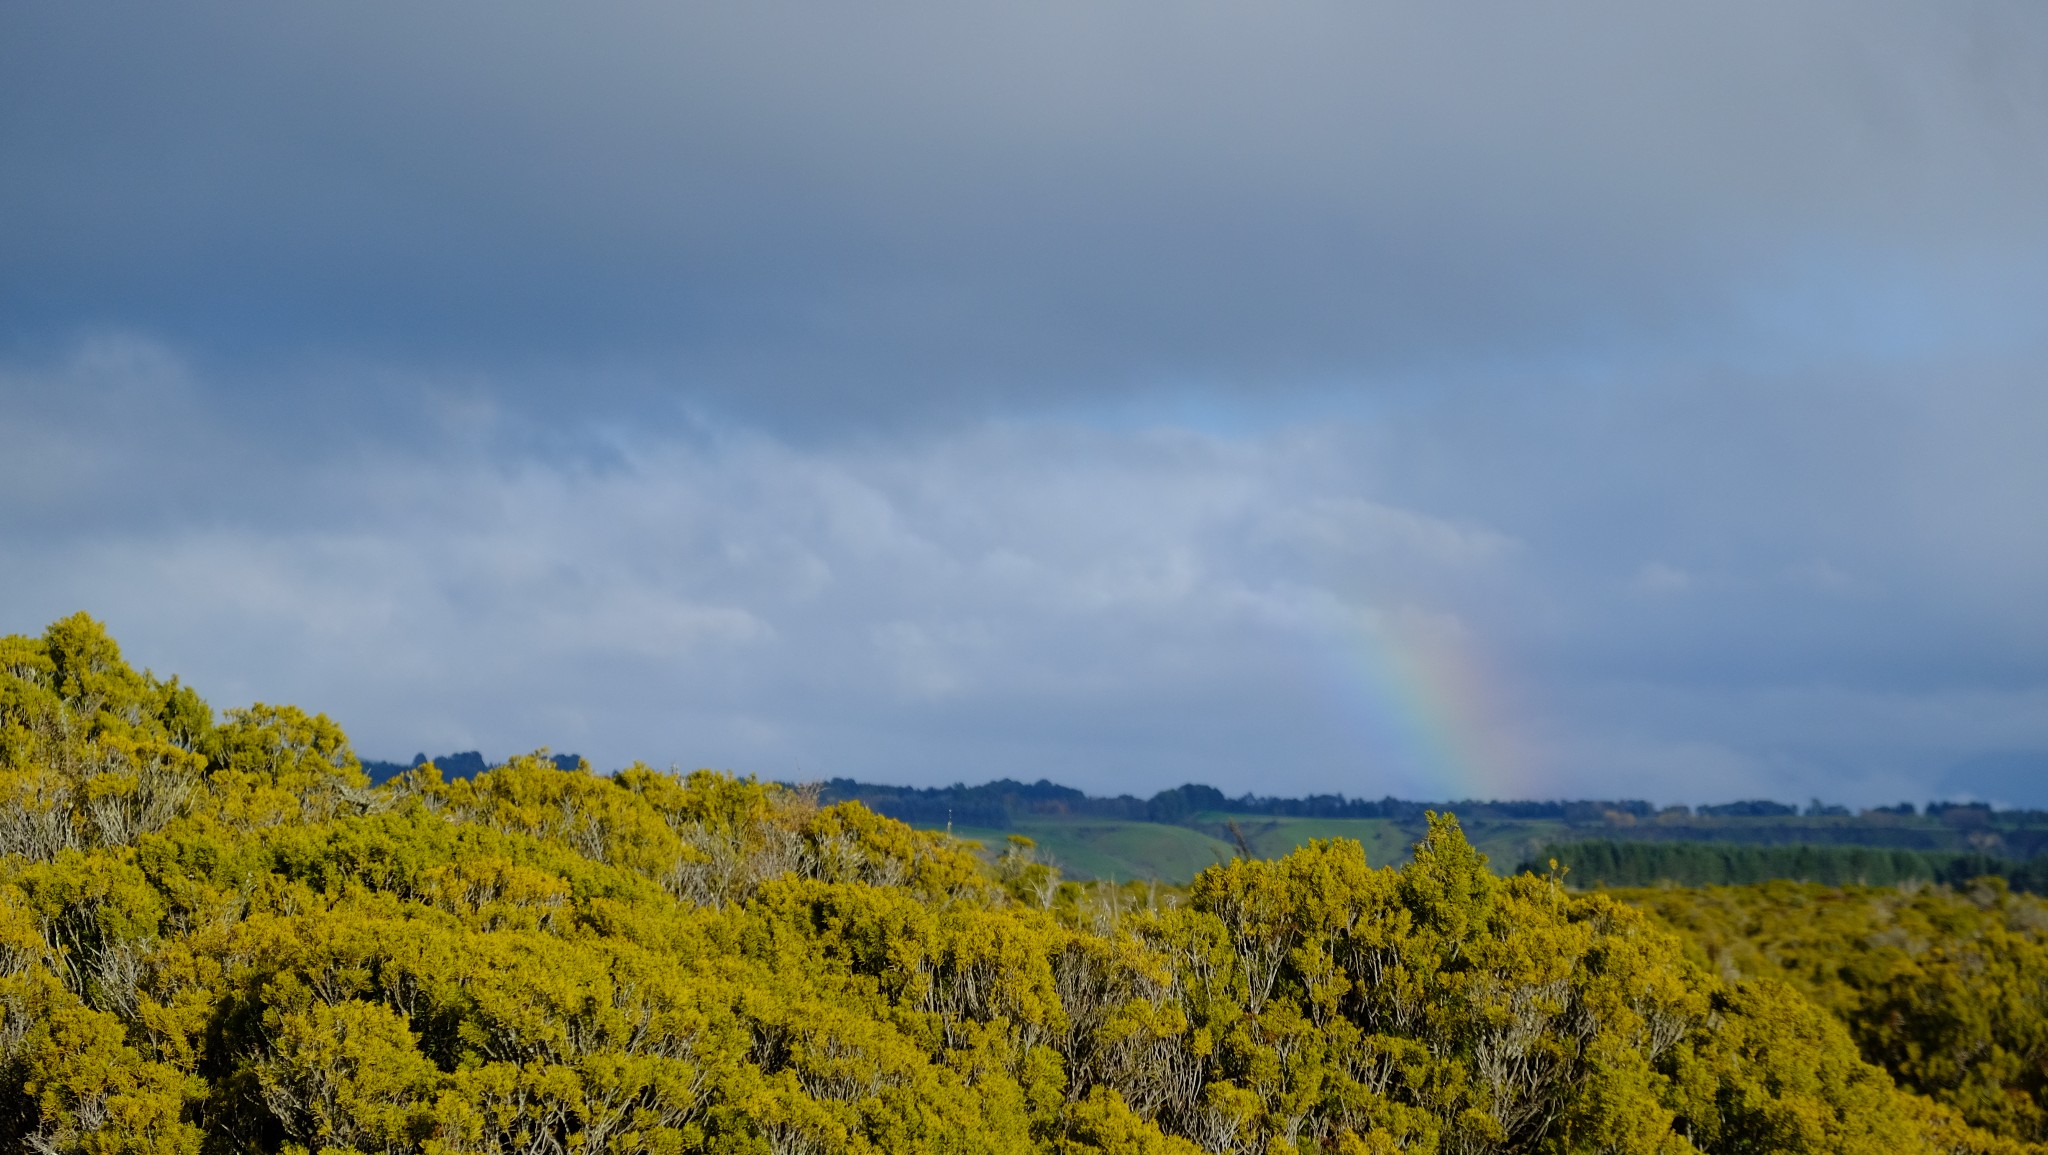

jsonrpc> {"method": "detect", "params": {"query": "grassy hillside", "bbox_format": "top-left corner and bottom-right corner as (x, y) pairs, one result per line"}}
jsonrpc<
(932, 810), (2048, 888)
(946, 819), (1238, 883)
(842, 777), (2048, 885)
(1192, 813), (1576, 878)
(934, 812), (1573, 883)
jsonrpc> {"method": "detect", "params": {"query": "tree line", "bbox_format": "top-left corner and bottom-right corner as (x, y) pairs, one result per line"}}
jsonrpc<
(1526, 840), (2048, 891)
(816, 779), (1668, 828)
(818, 779), (2048, 859)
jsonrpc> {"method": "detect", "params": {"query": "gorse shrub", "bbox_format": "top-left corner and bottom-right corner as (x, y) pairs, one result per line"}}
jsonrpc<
(0, 614), (2036, 1154)
(1629, 879), (2048, 1144)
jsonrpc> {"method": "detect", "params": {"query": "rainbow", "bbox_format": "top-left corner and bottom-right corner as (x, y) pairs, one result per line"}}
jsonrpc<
(1322, 606), (1525, 803)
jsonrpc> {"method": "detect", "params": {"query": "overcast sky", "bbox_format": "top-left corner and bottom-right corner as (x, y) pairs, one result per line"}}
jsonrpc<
(4, 3), (2046, 805)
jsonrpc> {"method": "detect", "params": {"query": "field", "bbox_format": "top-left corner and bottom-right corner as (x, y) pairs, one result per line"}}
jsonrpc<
(933, 810), (1576, 882)
(928, 810), (2030, 884)
(945, 820), (1238, 883)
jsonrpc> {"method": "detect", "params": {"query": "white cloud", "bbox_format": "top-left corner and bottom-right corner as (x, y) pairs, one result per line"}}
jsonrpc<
(2, 337), (2045, 805)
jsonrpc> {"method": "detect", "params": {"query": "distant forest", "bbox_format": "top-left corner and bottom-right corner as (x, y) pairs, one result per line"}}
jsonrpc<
(817, 776), (2048, 848)
(815, 775), (2020, 826)
(354, 768), (2022, 837)
(1528, 839), (2048, 891)
(820, 776), (1669, 826)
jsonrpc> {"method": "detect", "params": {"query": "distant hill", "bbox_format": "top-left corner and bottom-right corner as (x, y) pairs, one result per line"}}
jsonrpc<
(812, 776), (1659, 826)
(814, 776), (2048, 883)
(337, 764), (2048, 883)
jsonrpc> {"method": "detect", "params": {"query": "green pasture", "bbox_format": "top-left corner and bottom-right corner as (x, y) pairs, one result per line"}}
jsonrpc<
(944, 820), (1238, 883)
(932, 807), (1572, 883)
(1189, 813), (1571, 877)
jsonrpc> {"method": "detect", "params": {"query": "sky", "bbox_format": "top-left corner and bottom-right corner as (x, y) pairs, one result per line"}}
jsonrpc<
(4, 3), (2047, 806)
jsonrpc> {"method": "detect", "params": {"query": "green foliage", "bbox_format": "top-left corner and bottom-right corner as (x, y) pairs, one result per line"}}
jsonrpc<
(1627, 879), (2048, 1145)
(0, 616), (2037, 1154)
(1531, 840), (2036, 890)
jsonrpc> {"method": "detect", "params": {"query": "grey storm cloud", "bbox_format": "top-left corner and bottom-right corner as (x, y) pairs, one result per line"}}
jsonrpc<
(3, 4), (2046, 806)
(6, 3), (2046, 419)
